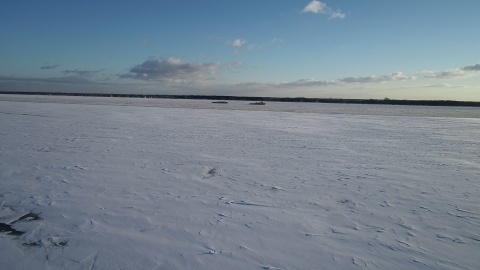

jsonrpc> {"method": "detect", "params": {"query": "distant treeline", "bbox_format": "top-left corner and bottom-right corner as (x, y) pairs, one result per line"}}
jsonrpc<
(1, 91), (480, 107)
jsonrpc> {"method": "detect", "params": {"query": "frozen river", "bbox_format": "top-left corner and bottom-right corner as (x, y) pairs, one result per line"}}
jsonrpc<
(1, 95), (479, 269)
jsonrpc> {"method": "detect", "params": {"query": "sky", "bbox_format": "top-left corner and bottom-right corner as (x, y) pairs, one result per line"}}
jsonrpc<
(1, 0), (480, 101)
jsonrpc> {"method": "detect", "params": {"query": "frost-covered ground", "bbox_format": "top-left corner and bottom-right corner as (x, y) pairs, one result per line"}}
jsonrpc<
(1, 95), (479, 269)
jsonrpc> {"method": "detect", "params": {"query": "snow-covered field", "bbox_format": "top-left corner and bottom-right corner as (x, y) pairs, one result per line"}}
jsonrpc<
(1, 95), (479, 269)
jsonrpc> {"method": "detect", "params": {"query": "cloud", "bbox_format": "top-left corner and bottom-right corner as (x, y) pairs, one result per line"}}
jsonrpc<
(421, 64), (480, 79)
(227, 72), (415, 93)
(40, 64), (58, 70)
(339, 72), (413, 84)
(0, 75), (92, 84)
(276, 72), (414, 88)
(229, 39), (246, 47)
(423, 83), (465, 88)
(228, 39), (247, 54)
(302, 1), (345, 19)
(463, 64), (480, 71)
(282, 78), (336, 87)
(339, 76), (376, 84)
(119, 57), (219, 82)
(385, 72), (414, 81)
(63, 69), (102, 77)
(422, 69), (470, 79)
(0, 75), (135, 94)
(302, 0), (327, 13)
(329, 11), (346, 20)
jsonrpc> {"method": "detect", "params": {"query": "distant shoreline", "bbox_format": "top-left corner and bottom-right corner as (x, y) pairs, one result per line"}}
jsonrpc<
(1, 91), (479, 107)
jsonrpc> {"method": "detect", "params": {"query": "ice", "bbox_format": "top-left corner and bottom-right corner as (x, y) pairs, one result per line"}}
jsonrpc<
(0, 95), (479, 269)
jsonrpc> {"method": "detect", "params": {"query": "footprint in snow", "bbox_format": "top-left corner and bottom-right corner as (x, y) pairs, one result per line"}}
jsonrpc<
(337, 198), (356, 208)
(202, 167), (218, 178)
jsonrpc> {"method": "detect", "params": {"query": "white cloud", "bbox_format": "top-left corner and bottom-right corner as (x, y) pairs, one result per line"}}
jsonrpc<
(302, 0), (326, 13)
(382, 72), (414, 81)
(230, 39), (246, 47)
(329, 11), (346, 20)
(302, 1), (345, 19)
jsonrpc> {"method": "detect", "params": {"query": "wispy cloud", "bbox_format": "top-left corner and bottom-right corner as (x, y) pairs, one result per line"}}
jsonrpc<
(423, 83), (464, 88)
(0, 75), (92, 84)
(229, 39), (246, 47)
(228, 72), (414, 90)
(282, 78), (336, 87)
(247, 38), (283, 51)
(284, 72), (414, 87)
(119, 57), (219, 83)
(143, 38), (151, 46)
(421, 64), (480, 79)
(63, 69), (102, 77)
(422, 69), (467, 79)
(40, 64), (58, 70)
(340, 72), (413, 83)
(6, 63), (476, 97)
(302, 1), (346, 19)
(227, 38), (283, 54)
(228, 39), (247, 54)
(329, 11), (346, 20)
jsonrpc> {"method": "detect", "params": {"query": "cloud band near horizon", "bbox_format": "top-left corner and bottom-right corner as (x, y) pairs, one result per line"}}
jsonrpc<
(119, 58), (219, 83)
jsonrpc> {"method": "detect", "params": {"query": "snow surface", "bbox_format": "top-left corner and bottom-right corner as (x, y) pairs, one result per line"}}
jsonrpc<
(1, 95), (479, 269)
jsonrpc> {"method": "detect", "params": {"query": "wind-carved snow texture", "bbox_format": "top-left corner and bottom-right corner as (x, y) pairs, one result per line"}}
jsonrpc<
(0, 207), (42, 237)
(0, 96), (479, 269)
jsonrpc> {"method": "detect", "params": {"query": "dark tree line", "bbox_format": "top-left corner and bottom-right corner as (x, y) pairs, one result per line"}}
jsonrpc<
(1, 91), (479, 107)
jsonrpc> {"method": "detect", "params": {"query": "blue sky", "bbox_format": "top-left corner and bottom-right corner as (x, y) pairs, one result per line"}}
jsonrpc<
(1, 1), (479, 100)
